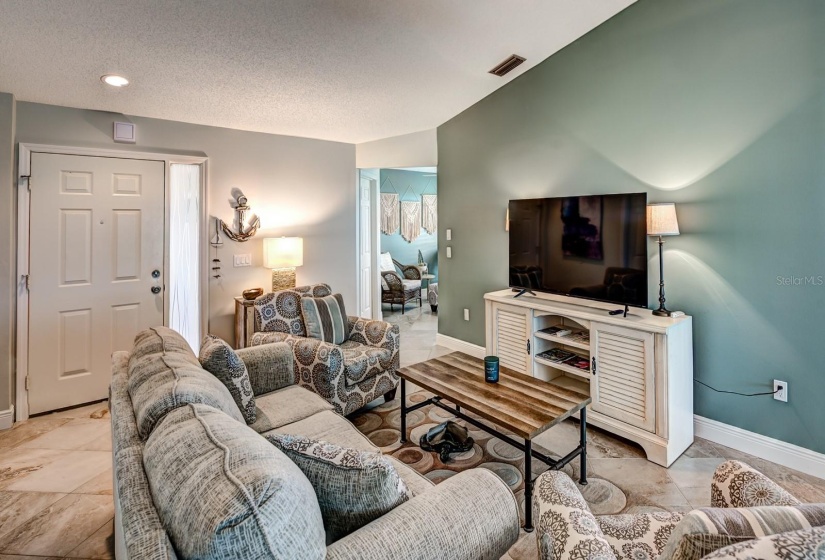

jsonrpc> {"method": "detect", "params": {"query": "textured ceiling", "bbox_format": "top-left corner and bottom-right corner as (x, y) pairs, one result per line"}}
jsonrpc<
(0, 0), (634, 143)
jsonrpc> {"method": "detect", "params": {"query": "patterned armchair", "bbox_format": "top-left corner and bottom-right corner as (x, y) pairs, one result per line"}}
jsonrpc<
(533, 460), (823, 560)
(251, 284), (400, 416)
(380, 252), (422, 314)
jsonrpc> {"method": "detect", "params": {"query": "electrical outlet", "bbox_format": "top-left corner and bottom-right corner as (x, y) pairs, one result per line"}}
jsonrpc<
(463, 308), (470, 321)
(233, 254), (252, 267)
(446, 229), (452, 241)
(773, 380), (788, 402)
(446, 247), (452, 258)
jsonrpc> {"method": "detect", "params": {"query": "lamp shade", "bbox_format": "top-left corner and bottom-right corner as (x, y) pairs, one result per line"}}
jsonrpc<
(647, 203), (680, 236)
(263, 237), (303, 269)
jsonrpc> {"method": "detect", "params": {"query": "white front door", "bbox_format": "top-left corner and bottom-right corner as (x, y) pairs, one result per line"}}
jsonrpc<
(358, 175), (373, 319)
(28, 153), (165, 414)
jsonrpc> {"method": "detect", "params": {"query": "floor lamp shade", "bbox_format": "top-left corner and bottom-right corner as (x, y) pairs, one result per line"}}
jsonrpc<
(646, 204), (679, 316)
(264, 237), (303, 291)
(647, 203), (680, 236)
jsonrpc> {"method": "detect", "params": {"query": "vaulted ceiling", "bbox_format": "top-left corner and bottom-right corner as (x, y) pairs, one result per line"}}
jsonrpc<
(0, 0), (633, 143)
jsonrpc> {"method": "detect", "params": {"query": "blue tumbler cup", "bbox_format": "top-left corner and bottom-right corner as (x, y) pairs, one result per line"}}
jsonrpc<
(484, 356), (500, 383)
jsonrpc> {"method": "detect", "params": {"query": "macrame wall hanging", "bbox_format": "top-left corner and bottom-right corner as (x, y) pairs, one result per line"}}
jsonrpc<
(400, 201), (422, 243)
(380, 193), (399, 235)
(422, 194), (437, 234)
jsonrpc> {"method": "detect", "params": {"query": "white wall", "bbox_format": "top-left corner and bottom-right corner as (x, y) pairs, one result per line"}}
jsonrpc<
(0, 93), (15, 413)
(14, 101), (357, 345)
(356, 129), (437, 169)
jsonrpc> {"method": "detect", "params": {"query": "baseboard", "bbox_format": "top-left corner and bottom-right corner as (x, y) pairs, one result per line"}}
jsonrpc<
(435, 333), (486, 359)
(694, 415), (825, 481)
(0, 406), (14, 430)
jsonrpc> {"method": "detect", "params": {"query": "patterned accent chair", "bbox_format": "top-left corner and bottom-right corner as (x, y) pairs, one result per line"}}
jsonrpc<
(533, 460), (824, 560)
(380, 252), (422, 314)
(251, 284), (400, 416)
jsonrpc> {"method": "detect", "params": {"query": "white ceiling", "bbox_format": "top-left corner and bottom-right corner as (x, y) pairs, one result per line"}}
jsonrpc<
(0, 0), (633, 144)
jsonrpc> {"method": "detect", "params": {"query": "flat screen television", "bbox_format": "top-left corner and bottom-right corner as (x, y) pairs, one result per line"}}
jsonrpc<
(508, 193), (648, 308)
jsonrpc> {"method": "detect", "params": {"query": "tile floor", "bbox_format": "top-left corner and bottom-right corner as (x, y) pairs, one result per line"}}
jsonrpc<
(1, 303), (822, 559)
(0, 402), (114, 560)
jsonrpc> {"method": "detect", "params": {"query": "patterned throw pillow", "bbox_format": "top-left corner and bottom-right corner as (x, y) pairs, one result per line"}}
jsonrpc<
(662, 505), (825, 560)
(198, 335), (256, 423)
(266, 434), (411, 544)
(301, 293), (350, 345)
(700, 526), (825, 560)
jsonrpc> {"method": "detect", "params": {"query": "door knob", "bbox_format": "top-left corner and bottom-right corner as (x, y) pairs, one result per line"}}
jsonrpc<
(151, 286), (161, 294)
(152, 270), (161, 278)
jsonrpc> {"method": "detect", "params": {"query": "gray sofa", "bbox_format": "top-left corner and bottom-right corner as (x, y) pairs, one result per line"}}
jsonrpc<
(111, 326), (520, 559)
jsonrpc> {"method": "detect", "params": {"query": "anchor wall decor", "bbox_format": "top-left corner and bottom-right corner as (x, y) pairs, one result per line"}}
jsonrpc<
(219, 190), (260, 242)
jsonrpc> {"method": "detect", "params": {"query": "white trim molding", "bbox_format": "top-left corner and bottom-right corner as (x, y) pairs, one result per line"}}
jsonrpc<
(0, 406), (13, 430)
(695, 415), (825, 481)
(435, 333), (486, 359)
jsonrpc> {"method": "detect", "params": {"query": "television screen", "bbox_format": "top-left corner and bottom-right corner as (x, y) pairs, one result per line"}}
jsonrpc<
(508, 193), (648, 307)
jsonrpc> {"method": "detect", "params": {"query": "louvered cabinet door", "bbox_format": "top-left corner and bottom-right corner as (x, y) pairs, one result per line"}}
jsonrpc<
(491, 304), (532, 375)
(591, 322), (655, 432)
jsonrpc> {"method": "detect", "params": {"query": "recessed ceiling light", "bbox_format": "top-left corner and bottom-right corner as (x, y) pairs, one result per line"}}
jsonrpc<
(101, 74), (129, 87)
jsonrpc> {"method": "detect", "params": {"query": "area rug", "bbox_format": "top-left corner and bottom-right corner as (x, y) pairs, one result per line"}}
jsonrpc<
(350, 389), (629, 519)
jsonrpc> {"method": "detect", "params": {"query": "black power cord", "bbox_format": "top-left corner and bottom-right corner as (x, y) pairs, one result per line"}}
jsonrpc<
(694, 379), (779, 397)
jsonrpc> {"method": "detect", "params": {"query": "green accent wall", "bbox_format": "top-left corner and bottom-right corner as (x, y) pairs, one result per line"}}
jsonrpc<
(380, 169), (438, 281)
(437, 0), (825, 453)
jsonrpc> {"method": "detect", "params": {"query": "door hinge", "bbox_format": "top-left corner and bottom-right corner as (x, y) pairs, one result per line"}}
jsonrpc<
(21, 175), (31, 191)
(22, 274), (30, 291)
(526, 339), (531, 355)
(25, 375), (30, 390)
(592, 357), (597, 375)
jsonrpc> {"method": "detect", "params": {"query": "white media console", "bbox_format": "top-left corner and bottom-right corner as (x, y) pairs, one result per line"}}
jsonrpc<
(484, 289), (694, 467)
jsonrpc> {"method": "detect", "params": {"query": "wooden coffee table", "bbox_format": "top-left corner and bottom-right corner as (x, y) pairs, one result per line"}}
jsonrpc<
(398, 352), (591, 532)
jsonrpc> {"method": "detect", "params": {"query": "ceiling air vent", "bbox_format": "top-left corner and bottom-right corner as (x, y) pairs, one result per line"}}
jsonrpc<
(489, 54), (526, 77)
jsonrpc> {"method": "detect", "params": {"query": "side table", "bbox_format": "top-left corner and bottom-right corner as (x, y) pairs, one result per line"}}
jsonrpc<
(420, 273), (435, 290)
(234, 297), (256, 349)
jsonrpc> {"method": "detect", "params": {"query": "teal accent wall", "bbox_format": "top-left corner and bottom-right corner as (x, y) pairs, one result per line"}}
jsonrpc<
(437, 0), (825, 453)
(380, 169), (438, 281)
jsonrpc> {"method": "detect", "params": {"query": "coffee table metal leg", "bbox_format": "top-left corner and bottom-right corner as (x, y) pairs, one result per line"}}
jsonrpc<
(579, 407), (588, 485)
(524, 438), (533, 533)
(400, 379), (407, 443)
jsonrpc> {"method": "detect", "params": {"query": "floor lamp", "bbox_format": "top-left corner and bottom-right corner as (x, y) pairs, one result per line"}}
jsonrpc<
(647, 203), (680, 317)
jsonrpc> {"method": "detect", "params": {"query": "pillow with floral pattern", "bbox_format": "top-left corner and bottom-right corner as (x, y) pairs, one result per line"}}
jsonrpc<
(267, 433), (411, 543)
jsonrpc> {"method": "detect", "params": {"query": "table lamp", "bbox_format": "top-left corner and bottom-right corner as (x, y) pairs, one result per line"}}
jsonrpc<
(264, 237), (303, 292)
(646, 203), (680, 317)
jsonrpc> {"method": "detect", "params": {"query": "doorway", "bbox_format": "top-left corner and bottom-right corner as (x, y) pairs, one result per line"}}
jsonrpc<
(377, 166), (438, 315)
(16, 145), (208, 420)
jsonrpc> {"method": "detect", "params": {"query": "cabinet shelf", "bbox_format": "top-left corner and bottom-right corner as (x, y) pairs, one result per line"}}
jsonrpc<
(547, 374), (590, 394)
(534, 355), (592, 380)
(534, 330), (591, 351)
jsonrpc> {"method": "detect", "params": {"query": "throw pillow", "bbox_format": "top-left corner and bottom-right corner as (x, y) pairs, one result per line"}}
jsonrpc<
(701, 526), (825, 560)
(199, 335), (256, 423)
(671, 534), (756, 560)
(266, 433), (411, 543)
(301, 293), (350, 345)
(661, 505), (825, 560)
